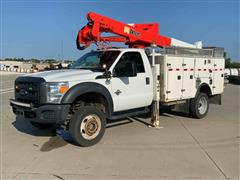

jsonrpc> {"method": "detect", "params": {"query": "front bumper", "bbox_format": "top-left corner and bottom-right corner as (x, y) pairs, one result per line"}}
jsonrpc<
(10, 99), (70, 124)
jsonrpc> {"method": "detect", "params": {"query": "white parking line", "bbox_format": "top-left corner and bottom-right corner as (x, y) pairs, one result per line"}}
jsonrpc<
(0, 80), (13, 83)
(0, 88), (14, 92)
(0, 90), (14, 95)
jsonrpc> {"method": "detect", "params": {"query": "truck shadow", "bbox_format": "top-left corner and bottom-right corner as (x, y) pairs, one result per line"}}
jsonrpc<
(12, 117), (69, 152)
(164, 110), (192, 118)
(12, 108), (191, 151)
(12, 109), (189, 137)
(40, 136), (68, 152)
(106, 107), (189, 128)
(12, 117), (56, 137)
(106, 118), (134, 128)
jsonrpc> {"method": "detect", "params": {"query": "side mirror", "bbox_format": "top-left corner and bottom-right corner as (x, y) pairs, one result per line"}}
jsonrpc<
(103, 70), (112, 79)
(102, 63), (111, 79)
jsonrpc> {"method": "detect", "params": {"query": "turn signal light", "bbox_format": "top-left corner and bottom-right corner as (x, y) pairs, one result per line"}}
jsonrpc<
(59, 86), (69, 94)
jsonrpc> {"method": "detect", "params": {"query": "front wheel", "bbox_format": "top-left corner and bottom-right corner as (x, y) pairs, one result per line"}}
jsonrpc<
(189, 93), (209, 119)
(69, 106), (106, 147)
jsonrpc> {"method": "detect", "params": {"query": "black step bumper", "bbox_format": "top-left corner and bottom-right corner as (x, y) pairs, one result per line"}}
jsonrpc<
(10, 99), (70, 124)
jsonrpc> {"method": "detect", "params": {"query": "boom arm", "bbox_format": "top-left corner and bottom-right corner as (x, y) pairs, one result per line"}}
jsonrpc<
(77, 12), (201, 50)
(76, 12), (172, 50)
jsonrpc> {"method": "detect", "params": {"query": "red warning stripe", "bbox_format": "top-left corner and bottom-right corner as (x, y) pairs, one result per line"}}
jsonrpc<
(167, 68), (224, 71)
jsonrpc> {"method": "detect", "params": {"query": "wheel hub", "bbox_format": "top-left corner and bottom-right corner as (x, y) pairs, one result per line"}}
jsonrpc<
(80, 114), (101, 140)
(85, 118), (99, 136)
(198, 96), (207, 115)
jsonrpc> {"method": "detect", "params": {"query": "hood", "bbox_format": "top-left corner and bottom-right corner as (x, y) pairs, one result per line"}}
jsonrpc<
(26, 69), (103, 82)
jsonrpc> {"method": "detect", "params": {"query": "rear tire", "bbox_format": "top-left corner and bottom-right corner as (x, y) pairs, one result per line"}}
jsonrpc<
(189, 93), (209, 119)
(30, 121), (54, 129)
(69, 105), (106, 147)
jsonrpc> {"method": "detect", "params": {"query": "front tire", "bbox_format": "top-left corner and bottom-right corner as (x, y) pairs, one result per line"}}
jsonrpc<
(189, 93), (209, 119)
(69, 105), (106, 147)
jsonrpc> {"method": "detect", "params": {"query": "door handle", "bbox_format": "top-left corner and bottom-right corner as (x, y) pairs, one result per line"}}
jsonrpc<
(115, 89), (122, 95)
(146, 77), (150, 85)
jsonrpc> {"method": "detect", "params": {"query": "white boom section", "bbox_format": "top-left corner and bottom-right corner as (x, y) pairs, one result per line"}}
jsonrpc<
(171, 38), (202, 49)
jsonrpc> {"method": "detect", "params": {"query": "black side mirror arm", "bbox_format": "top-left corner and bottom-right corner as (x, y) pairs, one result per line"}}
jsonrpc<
(103, 70), (112, 80)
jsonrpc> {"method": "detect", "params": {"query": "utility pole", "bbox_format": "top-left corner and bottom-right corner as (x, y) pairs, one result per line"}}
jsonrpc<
(61, 40), (64, 63)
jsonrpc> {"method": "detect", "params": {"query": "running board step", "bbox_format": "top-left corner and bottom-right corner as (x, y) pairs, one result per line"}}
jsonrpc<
(108, 108), (150, 120)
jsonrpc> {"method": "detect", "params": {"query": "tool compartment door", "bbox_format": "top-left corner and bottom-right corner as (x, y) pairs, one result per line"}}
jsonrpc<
(166, 56), (183, 101)
(182, 57), (195, 99)
(194, 58), (214, 78)
(213, 58), (225, 94)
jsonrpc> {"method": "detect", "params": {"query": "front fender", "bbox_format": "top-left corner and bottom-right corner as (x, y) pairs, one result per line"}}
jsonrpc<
(61, 82), (113, 116)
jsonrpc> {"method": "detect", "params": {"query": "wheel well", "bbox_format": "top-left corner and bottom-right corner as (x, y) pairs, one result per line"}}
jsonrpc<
(72, 92), (109, 116)
(198, 84), (212, 97)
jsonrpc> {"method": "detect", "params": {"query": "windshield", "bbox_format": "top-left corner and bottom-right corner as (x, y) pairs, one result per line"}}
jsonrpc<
(70, 50), (121, 71)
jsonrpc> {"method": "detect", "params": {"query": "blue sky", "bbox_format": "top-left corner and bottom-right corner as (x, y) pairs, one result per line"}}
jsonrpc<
(1, 0), (239, 61)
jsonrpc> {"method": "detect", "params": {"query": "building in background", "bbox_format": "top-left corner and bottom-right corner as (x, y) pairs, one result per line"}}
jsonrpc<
(0, 61), (32, 69)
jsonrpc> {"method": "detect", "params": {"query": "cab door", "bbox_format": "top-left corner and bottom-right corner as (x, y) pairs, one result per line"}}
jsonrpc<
(110, 51), (152, 112)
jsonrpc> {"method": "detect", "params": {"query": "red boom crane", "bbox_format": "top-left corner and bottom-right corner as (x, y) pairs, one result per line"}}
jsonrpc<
(76, 12), (172, 50)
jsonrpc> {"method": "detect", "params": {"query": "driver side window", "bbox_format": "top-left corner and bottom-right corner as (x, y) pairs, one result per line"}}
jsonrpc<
(113, 52), (144, 77)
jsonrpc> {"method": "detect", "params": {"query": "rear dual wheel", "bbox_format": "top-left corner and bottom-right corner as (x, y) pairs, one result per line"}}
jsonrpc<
(190, 93), (209, 119)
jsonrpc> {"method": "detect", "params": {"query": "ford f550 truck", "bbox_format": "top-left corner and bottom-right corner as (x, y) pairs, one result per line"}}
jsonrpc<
(10, 12), (225, 147)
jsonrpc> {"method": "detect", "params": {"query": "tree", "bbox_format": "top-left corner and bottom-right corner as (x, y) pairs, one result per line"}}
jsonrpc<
(231, 62), (240, 68)
(44, 59), (57, 63)
(224, 52), (240, 68)
(31, 59), (41, 63)
(225, 58), (232, 68)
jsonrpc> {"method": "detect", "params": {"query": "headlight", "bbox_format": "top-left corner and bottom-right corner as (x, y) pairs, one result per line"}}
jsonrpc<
(46, 82), (69, 103)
